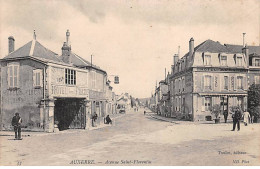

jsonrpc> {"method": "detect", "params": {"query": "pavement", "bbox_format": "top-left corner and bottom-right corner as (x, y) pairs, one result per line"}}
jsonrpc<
(0, 113), (124, 137)
(1, 108), (260, 166)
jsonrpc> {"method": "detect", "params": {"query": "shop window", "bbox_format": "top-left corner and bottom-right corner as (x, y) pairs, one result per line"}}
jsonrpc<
(205, 97), (212, 111)
(8, 63), (19, 88)
(65, 69), (76, 85)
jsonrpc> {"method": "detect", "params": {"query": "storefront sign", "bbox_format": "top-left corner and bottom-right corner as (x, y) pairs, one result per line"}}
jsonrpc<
(51, 85), (89, 99)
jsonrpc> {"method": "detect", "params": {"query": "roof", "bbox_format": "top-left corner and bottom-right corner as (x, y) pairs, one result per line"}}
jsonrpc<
(4, 40), (61, 62)
(69, 52), (100, 70)
(225, 44), (260, 55)
(195, 39), (229, 53)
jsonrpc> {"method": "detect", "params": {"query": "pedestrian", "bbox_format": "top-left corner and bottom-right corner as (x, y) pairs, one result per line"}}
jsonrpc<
(105, 115), (112, 124)
(243, 110), (250, 126)
(92, 112), (98, 127)
(231, 107), (242, 131)
(223, 110), (228, 123)
(11, 113), (22, 140)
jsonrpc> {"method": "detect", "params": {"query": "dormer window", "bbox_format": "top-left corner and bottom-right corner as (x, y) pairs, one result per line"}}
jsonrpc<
(220, 55), (227, 66)
(236, 56), (243, 66)
(204, 55), (211, 66)
(255, 58), (260, 66)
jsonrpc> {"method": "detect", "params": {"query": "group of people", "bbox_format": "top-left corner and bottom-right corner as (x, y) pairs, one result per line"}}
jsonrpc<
(230, 108), (254, 131)
(91, 112), (113, 127)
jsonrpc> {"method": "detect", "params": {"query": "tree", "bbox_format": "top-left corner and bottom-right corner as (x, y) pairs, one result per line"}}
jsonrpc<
(248, 84), (260, 121)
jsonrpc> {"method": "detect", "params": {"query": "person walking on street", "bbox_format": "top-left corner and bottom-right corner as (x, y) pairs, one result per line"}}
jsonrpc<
(231, 107), (242, 131)
(12, 113), (22, 140)
(92, 112), (98, 127)
(223, 110), (228, 123)
(243, 110), (250, 126)
(105, 115), (112, 124)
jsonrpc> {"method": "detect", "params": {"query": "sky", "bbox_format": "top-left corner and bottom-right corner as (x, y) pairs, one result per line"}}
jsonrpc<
(0, 0), (259, 98)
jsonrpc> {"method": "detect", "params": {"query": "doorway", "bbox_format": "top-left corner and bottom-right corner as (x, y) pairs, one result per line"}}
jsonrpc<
(54, 98), (86, 131)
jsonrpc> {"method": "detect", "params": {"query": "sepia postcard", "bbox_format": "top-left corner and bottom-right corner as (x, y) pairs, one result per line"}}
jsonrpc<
(0, 0), (260, 166)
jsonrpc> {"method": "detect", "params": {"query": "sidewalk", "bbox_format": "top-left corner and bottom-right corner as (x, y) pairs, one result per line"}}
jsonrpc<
(0, 113), (124, 137)
(148, 112), (235, 125)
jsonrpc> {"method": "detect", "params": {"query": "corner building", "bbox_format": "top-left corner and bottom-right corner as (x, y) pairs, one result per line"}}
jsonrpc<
(170, 38), (252, 121)
(0, 30), (113, 132)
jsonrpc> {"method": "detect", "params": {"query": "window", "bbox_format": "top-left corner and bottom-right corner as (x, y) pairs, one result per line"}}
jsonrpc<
(204, 55), (211, 65)
(205, 97), (212, 111)
(255, 76), (260, 84)
(179, 79), (181, 92)
(224, 76), (228, 90)
(237, 76), (243, 89)
(220, 55), (227, 66)
(65, 69), (76, 85)
(33, 69), (43, 87)
(204, 75), (212, 90)
(175, 97), (178, 111)
(236, 57), (242, 66)
(255, 59), (260, 66)
(8, 63), (19, 88)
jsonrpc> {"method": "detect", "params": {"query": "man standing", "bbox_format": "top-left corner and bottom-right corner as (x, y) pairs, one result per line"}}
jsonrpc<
(12, 113), (22, 140)
(223, 110), (228, 123)
(231, 108), (241, 131)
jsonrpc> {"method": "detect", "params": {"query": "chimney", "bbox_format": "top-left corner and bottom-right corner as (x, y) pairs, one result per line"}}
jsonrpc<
(61, 30), (71, 64)
(242, 44), (249, 66)
(242, 33), (246, 47)
(189, 37), (194, 57)
(174, 54), (179, 65)
(8, 36), (15, 54)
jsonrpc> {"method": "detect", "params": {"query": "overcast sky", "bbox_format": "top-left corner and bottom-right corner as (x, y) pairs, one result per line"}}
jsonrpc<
(0, 0), (259, 98)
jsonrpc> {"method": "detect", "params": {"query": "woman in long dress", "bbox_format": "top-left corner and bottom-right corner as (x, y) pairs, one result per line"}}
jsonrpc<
(243, 110), (250, 126)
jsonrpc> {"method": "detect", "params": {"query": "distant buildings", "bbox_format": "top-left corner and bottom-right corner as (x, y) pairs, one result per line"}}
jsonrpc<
(153, 37), (260, 121)
(0, 30), (117, 132)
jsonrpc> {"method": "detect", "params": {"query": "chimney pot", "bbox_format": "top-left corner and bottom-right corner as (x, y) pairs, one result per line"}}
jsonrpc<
(189, 37), (194, 57)
(8, 36), (15, 54)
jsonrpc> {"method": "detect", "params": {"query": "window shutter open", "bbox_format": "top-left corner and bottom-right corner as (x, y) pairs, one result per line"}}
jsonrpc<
(33, 70), (36, 87)
(234, 76), (237, 91)
(211, 76), (214, 90)
(39, 69), (43, 87)
(201, 97), (205, 111)
(201, 75), (204, 91)
(7, 66), (10, 87)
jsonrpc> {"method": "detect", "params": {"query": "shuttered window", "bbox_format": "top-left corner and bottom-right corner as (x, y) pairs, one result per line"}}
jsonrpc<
(237, 76), (243, 89)
(224, 76), (228, 90)
(204, 55), (211, 65)
(8, 63), (19, 88)
(33, 69), (43, 87)
(220, 56), (227, 66)
(255, 59), (260, 66)
(236, 57), (242, 66)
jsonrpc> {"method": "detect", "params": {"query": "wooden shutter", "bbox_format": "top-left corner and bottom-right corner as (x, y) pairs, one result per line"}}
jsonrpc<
(243, 76), (247, 90)
(33, 70), (36, 87)
(201, 75), (204, 91)
(39, 69), (43, 87)
(234, 76), (237, 91)
(201, 97), (205, 111)
(211, 76), (214, 90)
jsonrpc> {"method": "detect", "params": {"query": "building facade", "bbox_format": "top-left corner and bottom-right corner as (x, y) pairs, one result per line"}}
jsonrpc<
(0, 30), (116, 132)
(164, 38), (260, 121)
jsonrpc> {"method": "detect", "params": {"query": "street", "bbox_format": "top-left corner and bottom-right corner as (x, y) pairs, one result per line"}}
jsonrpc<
(0, 108), (260, 166)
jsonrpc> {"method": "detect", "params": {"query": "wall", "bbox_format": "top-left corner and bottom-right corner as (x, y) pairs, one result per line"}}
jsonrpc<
(1, 59), (45, 131)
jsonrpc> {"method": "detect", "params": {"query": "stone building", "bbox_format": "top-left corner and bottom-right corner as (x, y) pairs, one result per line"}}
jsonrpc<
(169, 38), (252, 121)
(0, 30), (115, 132)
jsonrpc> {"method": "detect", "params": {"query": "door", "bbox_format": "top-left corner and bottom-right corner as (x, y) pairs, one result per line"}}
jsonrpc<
(220, 97), (228, 112)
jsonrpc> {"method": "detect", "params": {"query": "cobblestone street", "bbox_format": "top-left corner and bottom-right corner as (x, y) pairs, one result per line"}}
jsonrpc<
(0, 108), (259, 166)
